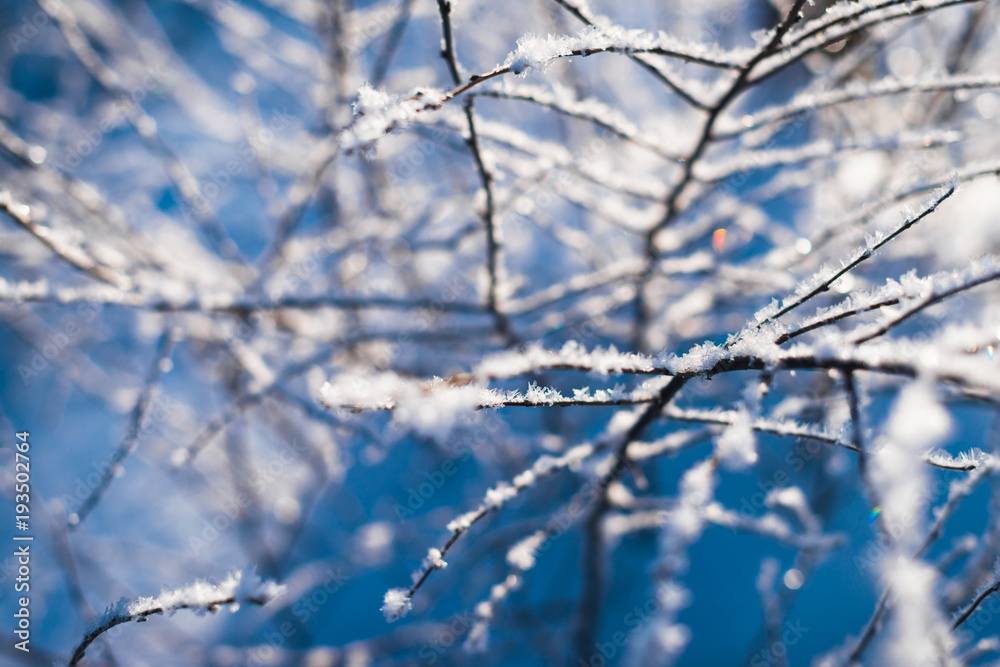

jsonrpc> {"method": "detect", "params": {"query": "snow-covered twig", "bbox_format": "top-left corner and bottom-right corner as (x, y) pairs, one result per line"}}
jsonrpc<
(844, 457), (998, 664)
(502, 25), (749, 77)
(754, 182), (956, 328)
(752, 0), (984, 84)
(476, 84), (681, 160)
(434, 0), (511, 340)
(383, 442), (599, 619)
(550, 0), (711, 108)
(952, 578), (1000, 631)
(0, 190), (132, 290)
(715, 73), (1000, 139)
(68, 569), (284, 666)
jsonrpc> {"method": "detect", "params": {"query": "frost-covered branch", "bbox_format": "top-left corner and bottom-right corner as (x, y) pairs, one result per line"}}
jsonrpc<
(842, 451), (998, 664)
(715, 73), (1000, 139)
(68, 569), (284, 666)
(1, 190), (132, 290)
(435, 0), (511, 339)
(502, 25), (749, 77)
(7, 0), (1000, 663)
(382, 442), (598, 620)
(755, 182), (956, 327)
(850, 257), (1000, 344)
(476, 84), (681, 159)
(752, 0), (985, 84)
(952, 577), (1000, 631)
(550, 0), (711, 108)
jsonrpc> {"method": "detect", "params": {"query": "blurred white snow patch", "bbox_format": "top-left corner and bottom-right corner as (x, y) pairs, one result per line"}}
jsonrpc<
(300, 647), (339, 667)
(506, 530), (546, 570)
(648, 620), (691, 655)
(0, 276), (48, 301)
(484, 482), (518, 508)
(306, 365), (327, 401)
(872, 381), (951, 550)
(474, 340), (656, 378)
(273, 496), (301, 524)
(464, 619), (490, 653)
(345, 83), (444, 152)
(110, 387), (140, 414)
(665, 459), (717, 554)
(321, 372), (405, 410)
(381, 588), (412, 622)
(606, 480), (636, 508)
(660, 286), (715, 343)
(887, 380), (951, 449)
(321, 372), (488, 439)
(936, 179), (1000, 264)
(353, 522), (394, 566)
(666, 505), (703, 552)
(624, 582), (692, 666)
(977, 92), (1000, 118)
(766, 486), (808, 513)
(446, 511), (477, 533)
(393, 379), (485, 440)
(230, 340), (276, 392)
(887, 46), (922, 79)
(784, 568), (805, 590)
(679, 458), (716, 508)
(882, 558), (956, 665)
(606, 405), (643, 435)
(813, 332), (847, 362)
(756, 557), (780, 596)
(715, 407), (758, 469)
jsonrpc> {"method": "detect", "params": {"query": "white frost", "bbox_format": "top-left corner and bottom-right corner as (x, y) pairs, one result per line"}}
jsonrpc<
(715, 407), (758, 470)
(381, 588), (412, 622)
(86, 567), (284, 636)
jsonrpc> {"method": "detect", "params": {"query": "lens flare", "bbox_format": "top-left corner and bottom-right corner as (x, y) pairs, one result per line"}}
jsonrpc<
(712, 228), (727, 252)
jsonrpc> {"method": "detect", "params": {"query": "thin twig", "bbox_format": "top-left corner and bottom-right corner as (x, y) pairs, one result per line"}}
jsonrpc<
(70, 327), (177, 529)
